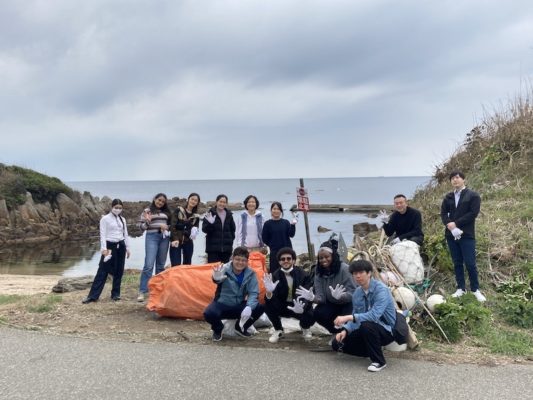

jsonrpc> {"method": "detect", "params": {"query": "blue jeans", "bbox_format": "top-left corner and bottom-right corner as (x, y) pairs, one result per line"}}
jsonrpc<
(446, 236), (479, 292)
(139, 232), (170, 293)
(169, 240), (194, 266)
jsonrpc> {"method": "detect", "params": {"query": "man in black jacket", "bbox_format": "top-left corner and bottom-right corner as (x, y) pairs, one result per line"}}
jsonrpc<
(380, 194), (424, 246)
(263, 247), (315, 343)
(440, 171), (486, 302)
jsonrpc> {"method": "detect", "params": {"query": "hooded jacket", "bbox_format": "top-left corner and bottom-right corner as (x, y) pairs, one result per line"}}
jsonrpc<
(212, 261), (260, 309)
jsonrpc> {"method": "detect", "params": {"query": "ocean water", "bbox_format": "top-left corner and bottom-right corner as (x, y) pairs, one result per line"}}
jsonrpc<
(1, 176), (429, 277)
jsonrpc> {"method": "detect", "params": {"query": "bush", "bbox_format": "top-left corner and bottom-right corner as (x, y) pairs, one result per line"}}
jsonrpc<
(495, 276), (533, 329)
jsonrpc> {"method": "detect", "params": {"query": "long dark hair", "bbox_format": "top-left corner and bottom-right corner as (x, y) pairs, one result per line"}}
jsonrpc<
(186, 192), (201, 213)
(150, 193), (171, 217)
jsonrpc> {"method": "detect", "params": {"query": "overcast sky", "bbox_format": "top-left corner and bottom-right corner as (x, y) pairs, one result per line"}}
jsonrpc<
(1, 0), (532, 181)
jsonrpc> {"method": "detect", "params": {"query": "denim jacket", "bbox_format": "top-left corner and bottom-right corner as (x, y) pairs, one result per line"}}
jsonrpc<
(343, 278), (396, 334)
(213, 262), (260, 309)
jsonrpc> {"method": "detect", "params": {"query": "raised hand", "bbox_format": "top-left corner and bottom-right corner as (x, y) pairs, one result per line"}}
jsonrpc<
(329, 284), (346, 300)
(212, 264), (227, 282)
(287, 299), (305, 314)
(295, 286), (314, 302)
(263, 273), (279, 293)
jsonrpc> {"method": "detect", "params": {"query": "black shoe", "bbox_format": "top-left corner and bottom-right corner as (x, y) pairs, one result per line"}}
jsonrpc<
(82, 298), (97, 304)
(212, 332), (223, 342)
(234, 322), (252, 338)
(111, 296), (121, 301)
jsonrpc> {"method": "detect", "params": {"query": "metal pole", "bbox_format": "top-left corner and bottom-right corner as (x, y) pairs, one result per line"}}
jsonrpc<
(299, 178), (315, 263)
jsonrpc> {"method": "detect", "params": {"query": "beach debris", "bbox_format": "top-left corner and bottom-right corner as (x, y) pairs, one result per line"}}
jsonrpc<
(317, 225), (332, 233)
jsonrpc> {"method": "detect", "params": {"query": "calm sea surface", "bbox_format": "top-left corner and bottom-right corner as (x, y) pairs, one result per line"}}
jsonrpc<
(0, 177), (429, 277)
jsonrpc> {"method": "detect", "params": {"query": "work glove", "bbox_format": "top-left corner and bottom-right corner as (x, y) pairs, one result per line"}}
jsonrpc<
(204, 212), (216, 224)
(287, 299), (305, 314)
(291, 212), (299, 225)
(329, 284), (346, 300)
(295, 286), (314, 302)
(170, 240), (180, 248)
(451, 227), (463, 240)
(190, 227), (199, 240)
(239, 306), (252, 329)
(263, 273), (279, 293)
(378, 209), (390, 224)
(162, 230), (170, 239)
(103, 254), (112, 263)
(391, 237), (401, 245)
(212, 265), (227, 282)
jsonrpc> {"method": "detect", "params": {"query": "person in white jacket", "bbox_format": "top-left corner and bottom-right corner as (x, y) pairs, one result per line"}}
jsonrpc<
(82, 199), (131, 303)
(235, 195), (266, 253)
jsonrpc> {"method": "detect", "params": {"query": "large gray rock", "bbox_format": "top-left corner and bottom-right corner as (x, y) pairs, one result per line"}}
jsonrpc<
(52, 276), (95, 293)
(18, 192), (43, 222)
(56, 193), (82, 216)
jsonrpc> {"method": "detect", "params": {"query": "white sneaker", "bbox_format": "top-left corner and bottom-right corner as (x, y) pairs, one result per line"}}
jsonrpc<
(473, 290), (486, 302)
(368, 362), (387, 372)
(451, 289), (466, 298)
(269, 330), (283, 343)
(137, 293), (145, 302)
(302, 329), (312, 341)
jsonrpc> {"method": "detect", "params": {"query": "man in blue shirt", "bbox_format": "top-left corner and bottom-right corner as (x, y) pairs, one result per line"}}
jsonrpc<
(203, 246), (264, 341)
(332, 259), (397, 372)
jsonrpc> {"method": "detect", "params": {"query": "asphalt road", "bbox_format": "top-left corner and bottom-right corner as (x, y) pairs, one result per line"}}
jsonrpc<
(1, 327), (532, 400)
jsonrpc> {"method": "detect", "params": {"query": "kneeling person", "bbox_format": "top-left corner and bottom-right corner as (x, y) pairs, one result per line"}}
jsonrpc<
(264, 247), (315, 343)
(203, 247), (264, 341)
(332, 259), (397, 372)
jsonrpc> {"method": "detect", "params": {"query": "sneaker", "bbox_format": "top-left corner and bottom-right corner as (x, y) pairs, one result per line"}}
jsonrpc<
(269, 330), (283, 343)
(234, 323), (252, 338)
(111, 296), (121, 301)
(212, 331), (222, 342)
(473, 290), (486, 302)
(451, 289), (466, 298)
(302, 329), (312, 341)
(367, 362), (387, 372)
(137, 293), (145, 302)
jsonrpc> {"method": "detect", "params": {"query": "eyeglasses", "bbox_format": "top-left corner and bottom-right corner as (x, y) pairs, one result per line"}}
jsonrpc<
(279, 257), (293, 262)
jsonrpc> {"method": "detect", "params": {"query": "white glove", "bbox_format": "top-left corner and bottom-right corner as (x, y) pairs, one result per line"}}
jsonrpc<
(239, 306), (252, 329)
(204, 212), (216, 224)
(391, 237), (401, 245)
(103, 254), (112, 263)
(171, 241), (180, 248)
(378, 209), (390, 224)
(291, 212), (299, 225)
(287, 299), (305, 314)
(212, 265), (227, 282)
(295, 286), (314, 302)
(329, 284), (346, 300)
(190, 227), (199, 240)
(451, 227), (463, 240)
(162, 230), (170, 238)
(263, 273), (279, 293)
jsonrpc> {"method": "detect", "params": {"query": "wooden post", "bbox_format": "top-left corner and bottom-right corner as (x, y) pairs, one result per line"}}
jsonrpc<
(299, 178), (315, 263)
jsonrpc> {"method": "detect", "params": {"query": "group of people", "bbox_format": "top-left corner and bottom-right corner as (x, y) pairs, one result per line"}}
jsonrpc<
(82, 170), (486, 372)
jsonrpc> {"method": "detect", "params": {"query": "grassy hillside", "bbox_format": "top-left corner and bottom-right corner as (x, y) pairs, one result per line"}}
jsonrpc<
(410, 93), (532, 350)
(0, 164), (73, 209)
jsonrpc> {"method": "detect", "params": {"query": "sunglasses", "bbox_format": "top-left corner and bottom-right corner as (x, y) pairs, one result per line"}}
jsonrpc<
(279, 256), (293, 261)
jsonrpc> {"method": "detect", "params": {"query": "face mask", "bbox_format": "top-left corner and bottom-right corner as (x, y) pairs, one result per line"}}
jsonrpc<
(111, 208), (122, 216)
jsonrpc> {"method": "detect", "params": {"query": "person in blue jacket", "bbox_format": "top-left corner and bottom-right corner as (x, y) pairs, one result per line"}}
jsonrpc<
(203, 246), (264, 341)
(332, 259), (397, 373)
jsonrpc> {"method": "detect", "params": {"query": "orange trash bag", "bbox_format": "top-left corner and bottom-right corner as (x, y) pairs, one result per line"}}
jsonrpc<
(146, 251), (267, 320)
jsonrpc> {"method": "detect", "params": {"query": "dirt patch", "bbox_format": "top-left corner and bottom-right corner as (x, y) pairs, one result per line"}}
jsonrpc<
(0, 273), (531, 367)
(0, 274), (62, 295)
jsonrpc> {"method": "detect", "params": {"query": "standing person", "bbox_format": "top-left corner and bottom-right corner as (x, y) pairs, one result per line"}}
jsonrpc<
(235, 195), (266, 253)
(170, 193), (201, 266)
(202, 194), (236, 263)
(440, 170), (486, 302)
(296, 240), (355, 336)
(82, 199), (131, 303)
(262, 202), (297, 273)
(203, 247), (265, 341)
(137, 193), (171, 302)
(332, 259), (398, 373)
(379, 194), (424, 245)
(264, 247), (315, 343)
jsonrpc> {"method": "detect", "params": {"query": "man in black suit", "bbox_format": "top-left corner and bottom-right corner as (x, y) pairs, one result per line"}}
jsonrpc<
(440, 170), (486, 302)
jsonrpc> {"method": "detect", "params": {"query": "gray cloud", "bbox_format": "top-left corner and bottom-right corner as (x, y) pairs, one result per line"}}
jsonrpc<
(1, 0), (532, 180)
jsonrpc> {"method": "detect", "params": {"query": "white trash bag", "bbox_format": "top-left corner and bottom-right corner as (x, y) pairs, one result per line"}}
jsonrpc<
(389, 240), (424, 284)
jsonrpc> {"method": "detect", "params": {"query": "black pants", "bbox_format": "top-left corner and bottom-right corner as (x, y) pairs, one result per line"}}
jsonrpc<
(314, 302), (353, 333)
(169, 240), (194, 265)
(87, 240), (126, 300)
(264, 298), (315, 331)
(332, 321), (394, 366)
(203, 301), (265, 335)
(207, 251), (231, 263)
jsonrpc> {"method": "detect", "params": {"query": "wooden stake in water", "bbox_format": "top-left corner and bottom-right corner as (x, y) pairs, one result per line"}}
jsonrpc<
(299, 178), (315, 263)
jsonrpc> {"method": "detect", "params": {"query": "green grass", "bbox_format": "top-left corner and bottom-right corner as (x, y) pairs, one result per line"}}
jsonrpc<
(486, 328), (533, 356)
(26, 294), (63, 313)
(0, 294), (25, 305)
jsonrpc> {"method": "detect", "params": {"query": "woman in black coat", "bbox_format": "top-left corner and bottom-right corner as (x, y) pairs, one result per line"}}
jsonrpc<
(202, 194), (236, 263)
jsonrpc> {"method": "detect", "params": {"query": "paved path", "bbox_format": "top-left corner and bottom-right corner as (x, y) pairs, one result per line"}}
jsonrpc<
(1, 327), (531, 400)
